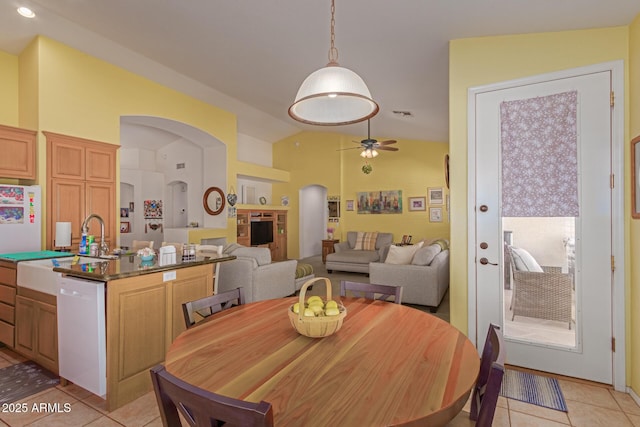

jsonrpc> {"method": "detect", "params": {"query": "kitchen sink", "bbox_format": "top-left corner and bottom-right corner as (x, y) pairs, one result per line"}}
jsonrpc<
(17, 256), (101, 295)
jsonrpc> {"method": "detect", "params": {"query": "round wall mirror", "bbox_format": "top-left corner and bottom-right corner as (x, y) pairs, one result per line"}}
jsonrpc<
(203, 187), (225, 216)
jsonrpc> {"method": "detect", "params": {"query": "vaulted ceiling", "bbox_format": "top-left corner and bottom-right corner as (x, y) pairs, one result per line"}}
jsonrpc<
(1, 1), (638, 143)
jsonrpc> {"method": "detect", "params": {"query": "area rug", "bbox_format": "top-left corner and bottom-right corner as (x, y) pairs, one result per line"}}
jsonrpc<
(500, 369), (568, 412)
(0, 361), (59, 404)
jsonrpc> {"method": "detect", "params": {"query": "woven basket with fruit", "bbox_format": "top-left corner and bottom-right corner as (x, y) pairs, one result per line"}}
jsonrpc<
(288, 277), (347, 338)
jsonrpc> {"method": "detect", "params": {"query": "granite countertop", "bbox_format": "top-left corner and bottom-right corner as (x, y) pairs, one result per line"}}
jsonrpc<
(52, 253), (236, 281)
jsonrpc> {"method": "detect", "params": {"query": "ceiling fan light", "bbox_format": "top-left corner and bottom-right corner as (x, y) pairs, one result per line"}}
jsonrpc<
(289, 65), (379, 126)
(360, 148), (378, 158)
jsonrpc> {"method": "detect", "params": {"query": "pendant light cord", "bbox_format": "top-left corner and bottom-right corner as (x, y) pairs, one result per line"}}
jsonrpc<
(328, 0), (339, 65)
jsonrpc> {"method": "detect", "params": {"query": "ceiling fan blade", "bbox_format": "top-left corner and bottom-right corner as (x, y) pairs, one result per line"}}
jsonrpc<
(336, 147), (363, 151)
(376, 140), (397, 146)
(377, 146), (399, 151)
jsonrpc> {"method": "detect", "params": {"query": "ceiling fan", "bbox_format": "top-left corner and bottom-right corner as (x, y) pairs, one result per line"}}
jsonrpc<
(338, 120), (398, 158)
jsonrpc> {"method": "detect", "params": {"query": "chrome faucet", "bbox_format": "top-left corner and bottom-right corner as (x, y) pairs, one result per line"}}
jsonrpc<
(81, 214), (109, 257)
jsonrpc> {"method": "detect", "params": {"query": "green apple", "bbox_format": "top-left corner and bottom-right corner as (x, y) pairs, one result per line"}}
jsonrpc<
(307, 296), (323, 305)
(325, 307), (340, 316)
(292, 302), (300, 314)
(303, 308), (315, 317)
(325, 300), (338, 310)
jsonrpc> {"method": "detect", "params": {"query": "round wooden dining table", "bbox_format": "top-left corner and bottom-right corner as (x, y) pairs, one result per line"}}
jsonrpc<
(165, 296), (480, 426)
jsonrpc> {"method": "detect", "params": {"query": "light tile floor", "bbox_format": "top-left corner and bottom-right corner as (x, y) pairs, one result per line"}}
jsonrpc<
(2, 348), (639, 426)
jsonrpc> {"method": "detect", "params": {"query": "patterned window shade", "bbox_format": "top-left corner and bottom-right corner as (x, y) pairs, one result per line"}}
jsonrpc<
(500, 90), (579, 217)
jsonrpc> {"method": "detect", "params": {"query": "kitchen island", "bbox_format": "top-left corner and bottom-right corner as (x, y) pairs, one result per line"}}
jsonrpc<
(52, 253), (235, 411)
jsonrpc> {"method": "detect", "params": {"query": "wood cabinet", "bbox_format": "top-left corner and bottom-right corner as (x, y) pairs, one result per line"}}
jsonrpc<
(15, 288), (58, 374)
(322, 239), (339, 263)
(105, 264), (213, 411)
(275, 211), (287, 261)
(236, 209), (288, 261)
(0, 124), (36, 180)
(0, 261), (17, 347)
(236, 210), (250, 246)
(45, 132), (118, 251)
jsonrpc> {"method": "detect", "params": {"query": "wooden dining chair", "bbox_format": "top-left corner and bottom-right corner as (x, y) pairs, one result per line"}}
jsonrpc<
(340, 280), (403, 304)
(150, 364), (274, 427)
(132, 240), (154, 251)
(182, 287), (245, 329)
(196, 244), (224, 294)
(469, 323), (505, 427)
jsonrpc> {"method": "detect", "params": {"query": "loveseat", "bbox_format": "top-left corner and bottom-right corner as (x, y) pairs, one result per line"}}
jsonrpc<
(217, 244), (297, 303)
(369, 240), (450, 311)
(325, 231), (393, 274)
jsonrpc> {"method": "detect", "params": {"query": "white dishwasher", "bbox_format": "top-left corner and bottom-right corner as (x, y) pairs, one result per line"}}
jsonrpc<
(57, 276), (107, 397)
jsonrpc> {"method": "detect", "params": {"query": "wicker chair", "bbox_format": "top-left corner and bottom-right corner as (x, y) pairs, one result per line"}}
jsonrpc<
(508, 247), (572, 329)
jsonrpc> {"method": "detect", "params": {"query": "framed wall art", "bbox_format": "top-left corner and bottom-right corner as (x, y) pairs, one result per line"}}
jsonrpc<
(357, 190), (403, 214)
(429, 207), (443, 223)
(120, 221), (130, 233)
(633, 135), (640, 219)
(408, 196), (426, 211)
(428, 187), (444, 205)
(346, 200), (354, 211)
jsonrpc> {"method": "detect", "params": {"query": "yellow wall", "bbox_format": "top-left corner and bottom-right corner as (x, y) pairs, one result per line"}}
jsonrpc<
(273, 131), (449, 259)
(450, 25), (632, 383)
(629, 14), (640, 395)
(9, 36), (239, 244)
(0, 50), (19, 126)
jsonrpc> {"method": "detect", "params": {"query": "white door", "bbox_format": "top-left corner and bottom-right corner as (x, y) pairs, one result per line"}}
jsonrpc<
(470, 68), (618, 384)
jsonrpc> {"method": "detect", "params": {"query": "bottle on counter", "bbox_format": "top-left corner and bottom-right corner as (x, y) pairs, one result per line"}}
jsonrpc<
(79, 232), (88, 255)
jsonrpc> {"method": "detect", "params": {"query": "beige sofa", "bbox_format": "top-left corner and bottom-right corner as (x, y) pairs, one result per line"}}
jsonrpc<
(217, 244), (297, 303)
(325, 231), (394, 274)
(369, 241), (449, 311)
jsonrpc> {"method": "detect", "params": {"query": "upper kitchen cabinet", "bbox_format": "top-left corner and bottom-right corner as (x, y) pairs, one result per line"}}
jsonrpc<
(0, 124), (37, 180)
(45, 132), (119, 250)
(45, 132), (116, 182)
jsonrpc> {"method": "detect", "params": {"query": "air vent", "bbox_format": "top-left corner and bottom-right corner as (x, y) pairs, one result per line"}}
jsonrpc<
(176, 163), (185, 169)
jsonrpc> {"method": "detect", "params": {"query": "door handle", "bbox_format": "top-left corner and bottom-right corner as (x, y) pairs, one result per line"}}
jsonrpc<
(479, 257), (498, 266)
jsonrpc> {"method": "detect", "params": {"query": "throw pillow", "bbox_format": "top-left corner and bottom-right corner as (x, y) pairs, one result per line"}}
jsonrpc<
(411, 244), (442, 266)
(385, 241), (424, 265)
(509, 246), (543, 272)
(430, 238), (449, 251)
(354, 231), (378, 251)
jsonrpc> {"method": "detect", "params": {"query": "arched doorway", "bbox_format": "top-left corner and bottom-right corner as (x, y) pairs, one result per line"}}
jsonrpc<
(299, 185), (327, 258)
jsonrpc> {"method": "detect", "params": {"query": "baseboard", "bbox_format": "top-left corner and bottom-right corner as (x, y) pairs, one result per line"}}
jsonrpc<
(628, 386), (640, 407)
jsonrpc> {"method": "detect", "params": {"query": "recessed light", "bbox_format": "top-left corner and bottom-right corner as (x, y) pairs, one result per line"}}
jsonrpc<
(17, 6), (36, 18)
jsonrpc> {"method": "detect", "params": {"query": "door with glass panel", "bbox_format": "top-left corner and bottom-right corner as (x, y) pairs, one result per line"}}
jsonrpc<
(472, 69), (613, 383)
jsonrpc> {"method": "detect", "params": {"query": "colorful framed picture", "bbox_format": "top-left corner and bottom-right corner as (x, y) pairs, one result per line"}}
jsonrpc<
(120, 221), (130, 233)
(120, 207), (129, 218)
(428, 187), (444, 205)
(357, 190), (403, 214)
(408, 197), (426, 211)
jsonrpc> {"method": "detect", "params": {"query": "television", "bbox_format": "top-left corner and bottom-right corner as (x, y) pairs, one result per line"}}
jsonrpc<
(251, 220), (274, 246)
